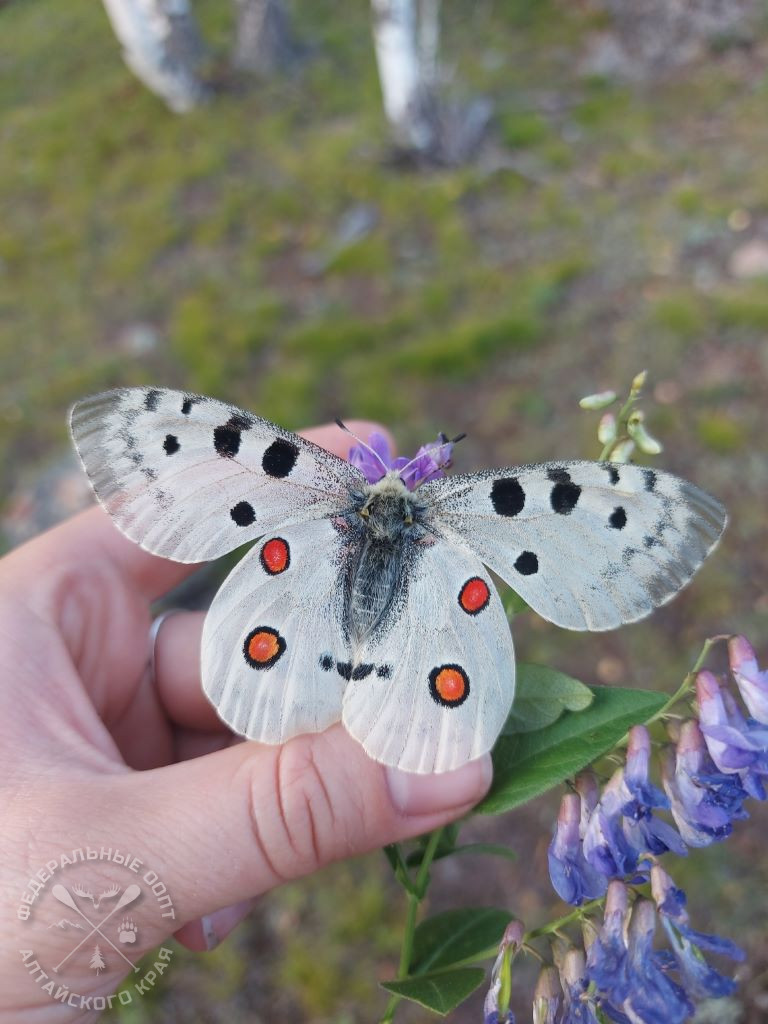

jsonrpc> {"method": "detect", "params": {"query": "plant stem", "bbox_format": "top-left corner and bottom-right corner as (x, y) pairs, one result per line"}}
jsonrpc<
(380, 826), (446, 1024)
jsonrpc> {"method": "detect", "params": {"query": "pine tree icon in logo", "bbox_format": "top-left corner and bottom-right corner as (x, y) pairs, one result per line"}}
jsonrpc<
(89, 945), (106, 975)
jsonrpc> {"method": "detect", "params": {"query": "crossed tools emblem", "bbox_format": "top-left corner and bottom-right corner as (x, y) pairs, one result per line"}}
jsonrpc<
(51, 882), (142, 974)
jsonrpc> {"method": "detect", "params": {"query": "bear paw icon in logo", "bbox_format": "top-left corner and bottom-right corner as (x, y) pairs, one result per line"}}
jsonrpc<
(118, 918), (138, 944)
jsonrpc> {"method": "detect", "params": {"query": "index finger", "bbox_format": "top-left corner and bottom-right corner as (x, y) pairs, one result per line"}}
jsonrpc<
(9, 419), (392, 602)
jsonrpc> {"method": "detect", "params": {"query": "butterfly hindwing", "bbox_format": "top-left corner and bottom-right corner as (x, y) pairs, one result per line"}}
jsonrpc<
(420, 460), (727, 631)
(342, 537), (515, 773)
(202, 518), (352, 743)
(70, 387), (363, 562)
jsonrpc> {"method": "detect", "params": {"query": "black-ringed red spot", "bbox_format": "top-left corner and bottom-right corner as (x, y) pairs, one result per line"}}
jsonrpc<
(243, 626), (285, 669)
(260, 537), (290, 574)
(428, 664), (470, 708)
(458, 577), (490, 615)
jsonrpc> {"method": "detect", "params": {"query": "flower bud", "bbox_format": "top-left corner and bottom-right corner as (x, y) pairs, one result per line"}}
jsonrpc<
(597, 413), (617, 445)
(631, 369), (648, 393)
(627, 411), (663, 454)
(532, 966), (561, 1024)
(579, 390), (617, 411)
(729, 635), (768, 725)
(609, 438), (635, 463)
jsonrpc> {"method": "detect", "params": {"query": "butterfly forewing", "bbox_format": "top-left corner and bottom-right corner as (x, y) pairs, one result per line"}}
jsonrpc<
(420, 461), (727, 631)
(70, 387), (362, 562)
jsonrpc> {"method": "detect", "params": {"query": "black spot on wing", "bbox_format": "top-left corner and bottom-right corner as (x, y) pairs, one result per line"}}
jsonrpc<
(214, 415), (251, 458)
(262, 438), (299, 478)
(609, 506), (627, 530)
(230, 501), (256, 526)
(144, 389), (161, 412)
(643, 469), (657, 492)
(377, 664), (392, 679)
(352, 663), (374, 680)
(319, 653), (334, 672)
(604, 464), (620, 486)
(491, 477), (525, 517)
(181, 396), (199, 415)
(337, 661), (353, 680)
(163, 434), (180, 455)
(514, 551), (539, 575)
(551, 481), (581, 514)
(547, 467), (571, 484)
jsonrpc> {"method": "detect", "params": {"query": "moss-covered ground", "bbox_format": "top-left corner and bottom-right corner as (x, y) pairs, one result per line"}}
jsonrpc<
(2, 0), (768, 1020)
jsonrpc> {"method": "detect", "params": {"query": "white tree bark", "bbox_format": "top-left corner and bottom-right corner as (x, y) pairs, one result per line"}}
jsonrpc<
(370, 0), (441, 157)
(232, 0), (299, 75)
(101, 0), (209, 114)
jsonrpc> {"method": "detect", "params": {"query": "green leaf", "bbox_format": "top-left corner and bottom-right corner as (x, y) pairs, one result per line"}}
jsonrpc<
(478, 685), (665, 815)
(406, 842), (518, 868)
(411, 907), (515, 973)
(503, 586), (530, 618)
(380, 968), (486, 1015)
(504, 663), (594, 733)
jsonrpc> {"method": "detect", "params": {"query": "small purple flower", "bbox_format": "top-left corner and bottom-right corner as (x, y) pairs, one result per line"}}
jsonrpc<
(559, 949), (601, 1024)
(661, 721), (748, 847)
(729, 635), (768, 725)
(348, 432), (454, 489)
(548, 793), (607, 905)
(621, 899), (694, 1024)
(348, 432), (408, 484)
(620, 726), (687, 860)
(650, 864), (744, 1002)
(582, 770), (638, 878)
(586, 881), (630, 1004)
(696, 671), (768, 799)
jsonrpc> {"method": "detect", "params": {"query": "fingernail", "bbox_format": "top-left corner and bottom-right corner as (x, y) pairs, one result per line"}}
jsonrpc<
(201, 899), (253, 951)
(386, 754), (493, 817)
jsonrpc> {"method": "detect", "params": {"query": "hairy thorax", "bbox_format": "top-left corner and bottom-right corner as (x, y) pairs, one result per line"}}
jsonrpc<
(346, 474), (428, 645)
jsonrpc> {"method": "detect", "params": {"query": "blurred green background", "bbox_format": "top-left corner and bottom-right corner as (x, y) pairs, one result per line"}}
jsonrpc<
(2, 0), (767, 1020)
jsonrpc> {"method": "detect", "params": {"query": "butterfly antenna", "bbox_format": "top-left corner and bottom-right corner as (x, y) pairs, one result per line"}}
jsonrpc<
(335, 418), (390, 474)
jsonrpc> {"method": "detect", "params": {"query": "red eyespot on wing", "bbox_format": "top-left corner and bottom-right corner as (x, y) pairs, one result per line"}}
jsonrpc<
(458, 576), (491, 615)
(260, 538), (290, 575)
(243, 626), (286, 669)
(428, 665), (470, 707)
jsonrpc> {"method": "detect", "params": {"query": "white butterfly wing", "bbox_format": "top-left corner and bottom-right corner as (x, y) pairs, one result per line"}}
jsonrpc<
(70, 387), (362, 562)
(342, 537), (515, 773)
(420, 461), (726, 631)
(202, 518), (352, 742)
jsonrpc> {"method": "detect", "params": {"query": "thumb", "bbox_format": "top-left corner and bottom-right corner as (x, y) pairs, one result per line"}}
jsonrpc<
(118, 725), (491, 945)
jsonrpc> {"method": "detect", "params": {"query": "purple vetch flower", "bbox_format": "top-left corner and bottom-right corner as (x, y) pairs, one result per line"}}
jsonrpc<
(661, 721), (748, 847)
(559, 949), (601, 1024)
(729, 635), (768, 725)
(548, 793), (607, 905)
(621, 899), (694, 1024)
(483, 920), (523, 1024)
(586, 881), (630, 1005)
(650, 863), (744, 1003)
(348, 431), (408, 484)
(696, 670), (768, 799)
(582, 770), (638, 878)
(532, 966), (561, 1024)
(620, 726), (687, 860)
(348, 431), (454, 489)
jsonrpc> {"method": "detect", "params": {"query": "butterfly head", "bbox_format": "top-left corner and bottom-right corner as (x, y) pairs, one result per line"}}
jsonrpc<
(356, 473), (426, 543)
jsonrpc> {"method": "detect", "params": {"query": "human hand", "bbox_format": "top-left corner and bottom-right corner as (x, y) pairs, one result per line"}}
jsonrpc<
(0, 420), (492, 1022)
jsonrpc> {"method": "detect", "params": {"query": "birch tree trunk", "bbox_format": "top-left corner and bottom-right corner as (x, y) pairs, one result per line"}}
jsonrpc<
(370, 0), (491, 165)
(231, 0), (300, 75)
(101, 0), (209, 113)
(370, 0), (442, 159)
